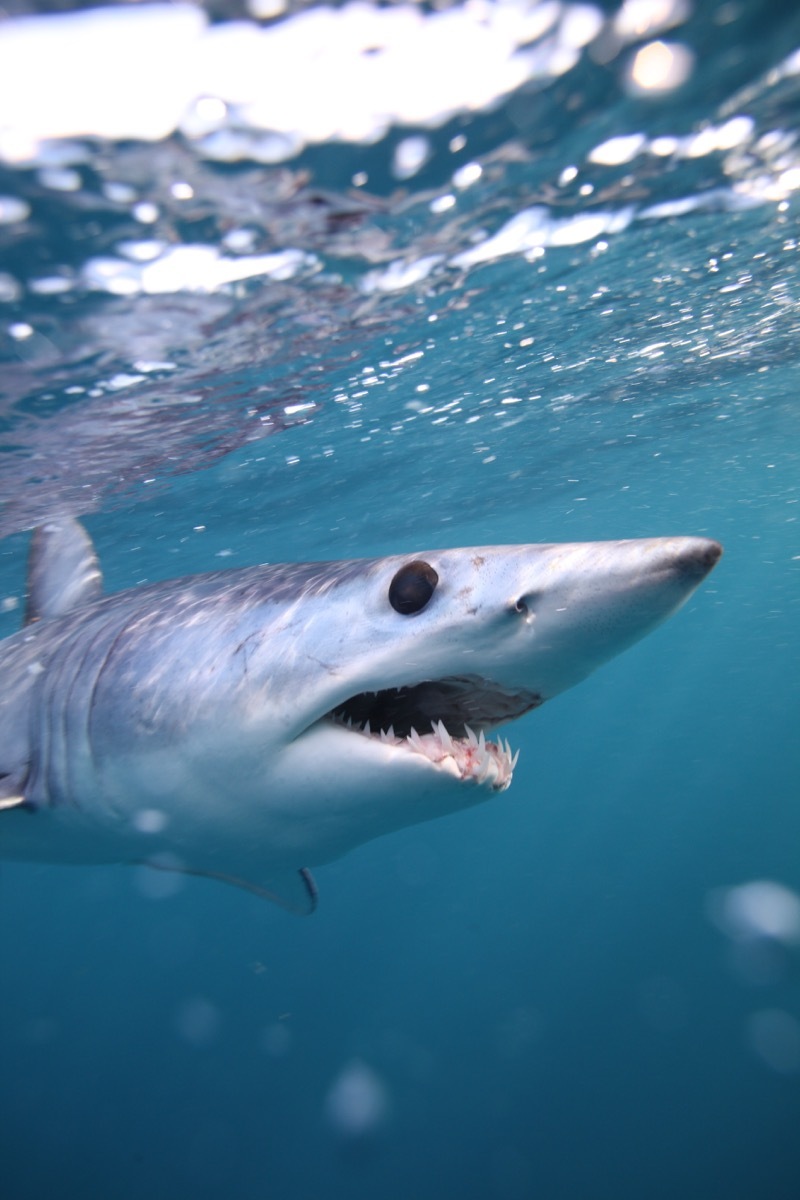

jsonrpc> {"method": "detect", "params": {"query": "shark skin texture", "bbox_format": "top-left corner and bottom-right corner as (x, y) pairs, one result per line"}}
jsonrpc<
(0, 519), (722, 913)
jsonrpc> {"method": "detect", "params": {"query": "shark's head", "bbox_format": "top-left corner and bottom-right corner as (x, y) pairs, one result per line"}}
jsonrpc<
(235, 536), (721, 862)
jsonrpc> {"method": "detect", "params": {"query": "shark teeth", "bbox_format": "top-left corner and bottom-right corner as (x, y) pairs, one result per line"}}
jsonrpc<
(332, 714), (517, 791)
(434, 719), (454, 756)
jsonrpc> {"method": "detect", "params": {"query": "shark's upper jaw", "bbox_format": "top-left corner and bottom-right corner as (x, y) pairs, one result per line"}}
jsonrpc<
(320, 674), (543, 792)
(328, 674), (542, 738)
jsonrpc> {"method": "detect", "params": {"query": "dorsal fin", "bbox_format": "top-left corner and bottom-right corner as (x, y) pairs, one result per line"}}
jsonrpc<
(24, 517), (102, 626)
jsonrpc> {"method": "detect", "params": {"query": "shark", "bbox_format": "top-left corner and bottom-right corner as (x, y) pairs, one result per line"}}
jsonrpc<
(0, 519), (721, 913)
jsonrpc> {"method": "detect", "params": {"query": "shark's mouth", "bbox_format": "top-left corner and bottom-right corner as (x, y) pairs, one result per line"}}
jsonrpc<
(327, 674), (542, 792)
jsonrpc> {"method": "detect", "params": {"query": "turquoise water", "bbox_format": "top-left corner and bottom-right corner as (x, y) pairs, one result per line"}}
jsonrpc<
(1, 2), (799, 1197)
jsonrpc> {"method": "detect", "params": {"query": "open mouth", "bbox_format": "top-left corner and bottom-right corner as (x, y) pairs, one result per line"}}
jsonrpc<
(327, 674), (542, 791)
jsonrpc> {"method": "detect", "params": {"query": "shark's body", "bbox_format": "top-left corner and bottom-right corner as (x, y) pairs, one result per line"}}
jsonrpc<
(0, 520), (721, 912)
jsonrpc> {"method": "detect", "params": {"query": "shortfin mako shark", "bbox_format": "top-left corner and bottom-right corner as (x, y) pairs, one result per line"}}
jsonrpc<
(0, 519), (721, 914)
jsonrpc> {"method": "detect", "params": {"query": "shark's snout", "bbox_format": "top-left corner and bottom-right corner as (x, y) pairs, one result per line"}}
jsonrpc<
(492, 535), (724, 706)
(672, 537), (723, 581)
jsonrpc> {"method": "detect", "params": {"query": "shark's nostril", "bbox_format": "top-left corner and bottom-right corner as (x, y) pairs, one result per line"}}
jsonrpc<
(513, 590), (541, 618)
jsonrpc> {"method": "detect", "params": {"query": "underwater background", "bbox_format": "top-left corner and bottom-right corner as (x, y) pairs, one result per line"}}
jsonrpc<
(1, 1), (799, 1196)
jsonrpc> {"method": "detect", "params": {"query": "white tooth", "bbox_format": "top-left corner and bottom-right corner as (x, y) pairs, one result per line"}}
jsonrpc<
(387, 725), (395, 741)
(380, 728), (388, 743)
(511, 749), (520, 770)
(364, 720), (371, 737)
(465, 725), (478, 749)
(408, 727), (424, 753)
(436, 721), (455, 755)
(478, 729), (486, 753)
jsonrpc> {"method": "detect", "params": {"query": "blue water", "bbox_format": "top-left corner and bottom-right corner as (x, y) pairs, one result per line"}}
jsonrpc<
(1, 2), (800, 1197)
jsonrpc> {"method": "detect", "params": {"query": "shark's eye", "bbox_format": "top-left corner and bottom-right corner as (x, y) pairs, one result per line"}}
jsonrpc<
(389, 560), (439, 615)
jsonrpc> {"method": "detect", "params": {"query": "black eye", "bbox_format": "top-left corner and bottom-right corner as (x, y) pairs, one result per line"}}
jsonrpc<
(388, 560), (439, 615)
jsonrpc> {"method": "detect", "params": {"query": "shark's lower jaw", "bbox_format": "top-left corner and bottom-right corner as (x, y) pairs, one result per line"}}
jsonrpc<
(326, 674), (542, 792)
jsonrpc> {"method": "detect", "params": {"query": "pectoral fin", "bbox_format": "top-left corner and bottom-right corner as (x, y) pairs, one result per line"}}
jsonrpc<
(144, 857), (318, 915)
